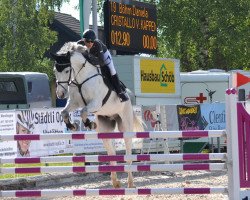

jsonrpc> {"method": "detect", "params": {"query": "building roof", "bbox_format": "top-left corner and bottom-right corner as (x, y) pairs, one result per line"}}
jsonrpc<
(54, 12), (81, 36)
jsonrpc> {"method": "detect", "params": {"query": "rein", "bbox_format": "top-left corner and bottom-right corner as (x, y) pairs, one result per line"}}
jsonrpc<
(69, 60), (111, 107)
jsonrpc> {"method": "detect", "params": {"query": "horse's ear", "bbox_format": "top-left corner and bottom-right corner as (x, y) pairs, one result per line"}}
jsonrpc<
(66, 51), (71, 58)
(50, 52), (58, 60)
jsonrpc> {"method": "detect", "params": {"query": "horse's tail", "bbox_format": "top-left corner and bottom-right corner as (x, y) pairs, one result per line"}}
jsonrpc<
(133, 111), (145, 132)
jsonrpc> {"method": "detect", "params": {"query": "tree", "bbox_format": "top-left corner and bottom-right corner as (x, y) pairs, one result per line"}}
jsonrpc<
(156, 0), (250, 71)
(0, 0), (68, 79)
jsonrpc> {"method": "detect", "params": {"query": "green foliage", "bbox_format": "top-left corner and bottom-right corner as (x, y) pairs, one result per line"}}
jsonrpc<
(157, 0), (250, 71)
(1, 0), (248, 75)
(0, 0), (67, 80)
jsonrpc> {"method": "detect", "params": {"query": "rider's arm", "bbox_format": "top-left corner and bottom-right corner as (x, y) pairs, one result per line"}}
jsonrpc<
(94, 40), (105, 66)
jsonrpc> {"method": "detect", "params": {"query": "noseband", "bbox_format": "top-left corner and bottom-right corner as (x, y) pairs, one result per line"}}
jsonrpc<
(55, 62), (72, 92)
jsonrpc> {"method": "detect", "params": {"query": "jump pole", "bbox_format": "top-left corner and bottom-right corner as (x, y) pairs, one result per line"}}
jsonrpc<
(0, 130), (225, 141)
(0, 153), (226, 164)
(0, 188), (227, 198)
(0, 163), (226, 174)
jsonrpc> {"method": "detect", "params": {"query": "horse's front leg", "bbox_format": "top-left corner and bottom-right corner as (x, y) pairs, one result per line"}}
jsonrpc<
(80, 101), (100, 130)
(61, 101), (79, 131)
(80, 107), (97, 130)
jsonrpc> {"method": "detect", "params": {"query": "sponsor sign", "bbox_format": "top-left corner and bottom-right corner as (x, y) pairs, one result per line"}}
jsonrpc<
(200, 103), (225, 130)
(140, 59), (176, 93)
(177, 105), (206, 130)
(0, 111), (16, 157)
(0, 106), (143, 158)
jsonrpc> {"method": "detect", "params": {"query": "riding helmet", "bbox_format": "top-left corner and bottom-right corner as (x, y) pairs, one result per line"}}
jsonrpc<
(82, 29), (96, 42)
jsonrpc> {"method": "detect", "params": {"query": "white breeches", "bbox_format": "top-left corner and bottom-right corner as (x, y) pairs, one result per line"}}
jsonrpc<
(103, 50), (116, 75)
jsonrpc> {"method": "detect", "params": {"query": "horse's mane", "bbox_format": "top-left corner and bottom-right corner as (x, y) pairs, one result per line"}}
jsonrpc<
(57, 42), (87, 55)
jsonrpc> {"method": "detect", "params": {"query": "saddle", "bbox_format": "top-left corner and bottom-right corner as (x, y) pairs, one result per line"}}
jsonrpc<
(83, 53), (127, 93)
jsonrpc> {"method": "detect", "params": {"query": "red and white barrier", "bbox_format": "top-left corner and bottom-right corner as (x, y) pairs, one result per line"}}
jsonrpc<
(0, 163), (226, 174)
(0, 153), (226, 164)
(0, 130), (225, 141)
(0, 88), (250, 199)
(0, 188), (227, 197)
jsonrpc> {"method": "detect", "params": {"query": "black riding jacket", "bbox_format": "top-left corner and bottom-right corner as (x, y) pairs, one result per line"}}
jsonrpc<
(78, 39), (108, 66)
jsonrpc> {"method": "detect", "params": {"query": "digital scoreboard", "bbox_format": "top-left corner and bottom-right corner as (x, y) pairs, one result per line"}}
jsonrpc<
(104, 0), (157, 54)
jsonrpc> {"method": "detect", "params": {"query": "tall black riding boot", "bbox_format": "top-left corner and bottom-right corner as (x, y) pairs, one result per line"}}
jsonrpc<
(111, 74), (129, 102)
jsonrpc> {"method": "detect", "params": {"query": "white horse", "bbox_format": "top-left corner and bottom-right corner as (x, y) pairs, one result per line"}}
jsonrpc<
(50, 42), (144, 188)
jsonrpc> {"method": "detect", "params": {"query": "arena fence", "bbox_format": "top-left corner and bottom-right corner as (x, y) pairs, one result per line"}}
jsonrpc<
(0, 89), (249, 200)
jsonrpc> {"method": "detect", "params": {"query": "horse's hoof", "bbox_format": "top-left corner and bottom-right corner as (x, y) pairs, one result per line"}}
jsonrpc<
(66, 123), (75, 130)
(113, 181), (121, 188)
(90, 122), (97, 130)
(72, 123), (79, 131)
(128, 184), (136, 188)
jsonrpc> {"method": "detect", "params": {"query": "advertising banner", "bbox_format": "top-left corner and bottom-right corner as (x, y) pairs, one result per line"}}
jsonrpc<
(15, 109), (70, 157)
(141, 105), (159, 131)
(140, 59), (176, 94)
(177, 105), (207, 130)
(166, 104), (226, 131)
(200, 103), (226, 130)
(0, 106), (144, 158)
(0, 111), (16, 157)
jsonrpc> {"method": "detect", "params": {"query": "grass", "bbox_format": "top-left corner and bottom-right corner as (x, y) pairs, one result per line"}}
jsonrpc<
(0, 158), (85, 179)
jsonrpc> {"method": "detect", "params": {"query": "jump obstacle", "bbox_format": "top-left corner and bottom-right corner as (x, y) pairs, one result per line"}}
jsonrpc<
(0, 88), (249, 200)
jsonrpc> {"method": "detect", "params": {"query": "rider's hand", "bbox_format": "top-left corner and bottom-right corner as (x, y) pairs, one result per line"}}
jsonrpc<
(77, 39), (85, 46)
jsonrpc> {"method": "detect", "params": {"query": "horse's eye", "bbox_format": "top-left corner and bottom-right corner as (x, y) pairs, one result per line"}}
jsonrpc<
(65, 70), (69, 73)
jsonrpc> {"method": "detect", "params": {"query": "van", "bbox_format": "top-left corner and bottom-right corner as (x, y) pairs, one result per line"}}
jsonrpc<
(0, 72), (52, 109)
(181, 69), (250, 104)
(180, 70), (230, 104)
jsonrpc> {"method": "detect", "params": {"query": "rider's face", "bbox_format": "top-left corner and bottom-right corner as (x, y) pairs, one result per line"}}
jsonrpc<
(84, 40), (93, 49)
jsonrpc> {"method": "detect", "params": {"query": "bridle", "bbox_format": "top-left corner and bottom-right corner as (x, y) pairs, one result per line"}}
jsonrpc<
(69, 59), (103, 106)
(55, 57), (111, 107)
(55, 62), (72, 93)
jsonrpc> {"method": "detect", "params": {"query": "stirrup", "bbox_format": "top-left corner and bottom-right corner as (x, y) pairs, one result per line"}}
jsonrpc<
(118, 92), (129, 102)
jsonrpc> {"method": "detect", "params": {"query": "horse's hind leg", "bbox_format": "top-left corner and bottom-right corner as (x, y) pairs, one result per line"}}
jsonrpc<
(124, 138), (134, 188)
(117, 112), (135, 188)
(102, 139), (121, 188)
(98, 116), (121, 188)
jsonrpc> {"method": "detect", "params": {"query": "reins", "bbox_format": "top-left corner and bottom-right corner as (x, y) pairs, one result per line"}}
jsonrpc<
(69, 59), (112, 107)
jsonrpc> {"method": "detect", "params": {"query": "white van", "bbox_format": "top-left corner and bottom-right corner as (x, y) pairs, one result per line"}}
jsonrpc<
(181, 69), (250, 104)
(181, 70), (230, 104)
(0, 72), (52, 109)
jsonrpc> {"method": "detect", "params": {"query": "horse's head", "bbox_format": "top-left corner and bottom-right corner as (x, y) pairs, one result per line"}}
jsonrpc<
(51, 42), (91, 99)
(69, 44), (90, 72)
(50, 50), (72, 99)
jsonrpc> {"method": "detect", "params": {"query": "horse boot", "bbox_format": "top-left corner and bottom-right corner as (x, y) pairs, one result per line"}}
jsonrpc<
(111, 74), (129, 102)
(83, 118), (97, 130)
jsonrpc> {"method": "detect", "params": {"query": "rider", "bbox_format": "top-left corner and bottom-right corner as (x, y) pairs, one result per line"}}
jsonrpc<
(77, 29), (129, 102)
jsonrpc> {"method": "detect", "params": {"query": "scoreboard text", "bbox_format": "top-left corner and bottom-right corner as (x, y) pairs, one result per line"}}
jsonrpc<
(104, 0), (157, 54)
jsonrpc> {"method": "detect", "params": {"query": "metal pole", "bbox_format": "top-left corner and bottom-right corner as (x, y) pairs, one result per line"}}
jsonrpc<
(79, 0), (84, 37)
(92, 0), (98, 38)
(79, 0), (92, 37)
